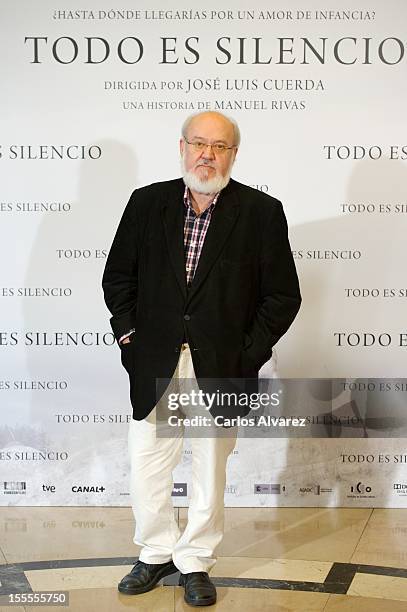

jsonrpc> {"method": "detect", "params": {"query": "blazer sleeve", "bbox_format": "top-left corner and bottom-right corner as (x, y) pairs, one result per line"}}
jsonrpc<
(102, 190), (139, 342)
(245, 200), (301, 367)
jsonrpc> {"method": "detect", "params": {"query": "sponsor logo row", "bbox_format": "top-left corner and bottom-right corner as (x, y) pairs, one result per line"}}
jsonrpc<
(3, 481), (407, 499)
(2, 481), (185, 496)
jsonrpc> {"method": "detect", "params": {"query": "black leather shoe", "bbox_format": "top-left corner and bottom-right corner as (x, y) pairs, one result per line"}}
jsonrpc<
(118, 559), (178, 595)
(179, 572), (217, 606)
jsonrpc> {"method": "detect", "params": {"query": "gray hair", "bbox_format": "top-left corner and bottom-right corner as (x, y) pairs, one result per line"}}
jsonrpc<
(181, 111), (241, 147)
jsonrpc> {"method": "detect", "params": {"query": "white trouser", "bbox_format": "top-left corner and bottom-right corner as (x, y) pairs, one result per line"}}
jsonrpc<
(128, 344), (237, 573)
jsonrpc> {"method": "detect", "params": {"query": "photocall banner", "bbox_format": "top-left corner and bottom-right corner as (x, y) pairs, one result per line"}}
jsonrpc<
(1, 0), (407, 507)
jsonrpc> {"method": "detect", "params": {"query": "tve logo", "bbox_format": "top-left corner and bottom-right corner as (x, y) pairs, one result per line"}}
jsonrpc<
(42, 484), (56, 493)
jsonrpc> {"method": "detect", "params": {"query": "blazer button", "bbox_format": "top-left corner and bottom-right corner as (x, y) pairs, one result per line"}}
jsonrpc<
(184, 314), (191, 321)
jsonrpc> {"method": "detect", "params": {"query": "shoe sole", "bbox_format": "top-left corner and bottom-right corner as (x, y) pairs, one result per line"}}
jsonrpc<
(118, 564), (178, 595)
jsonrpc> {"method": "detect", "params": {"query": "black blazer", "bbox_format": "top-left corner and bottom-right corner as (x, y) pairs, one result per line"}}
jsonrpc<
(102, 177), (301, 420)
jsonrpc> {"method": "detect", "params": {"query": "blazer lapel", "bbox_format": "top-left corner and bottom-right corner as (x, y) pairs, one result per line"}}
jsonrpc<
(186, 179), (240, 303)
(160, 179), (187, 300)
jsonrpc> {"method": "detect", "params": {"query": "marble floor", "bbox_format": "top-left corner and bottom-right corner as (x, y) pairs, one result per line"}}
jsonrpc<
(1, 507), (407, 610)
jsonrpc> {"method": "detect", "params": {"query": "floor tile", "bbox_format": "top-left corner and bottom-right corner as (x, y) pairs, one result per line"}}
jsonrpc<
(180, 507), (372, 561)
(348, 572), (407, 602)
(38, 586), (174, 611)
(25, 564), (133, 592)
(212, 556), (332, 582)
(324, 593), (407, 611)
(351, 509), (407, 568)
(174, 586), (329, 610)
(0, 507), (139, 563)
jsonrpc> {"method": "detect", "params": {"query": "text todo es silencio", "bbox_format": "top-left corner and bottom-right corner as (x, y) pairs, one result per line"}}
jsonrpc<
(24, 36), (406, 65)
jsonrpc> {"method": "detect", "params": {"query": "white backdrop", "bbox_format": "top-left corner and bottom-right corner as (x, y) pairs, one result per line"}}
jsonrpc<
(1, 0), (407, 507)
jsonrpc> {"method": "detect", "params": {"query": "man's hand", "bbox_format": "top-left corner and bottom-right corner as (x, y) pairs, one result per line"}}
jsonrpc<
(119, 329), (136, 345)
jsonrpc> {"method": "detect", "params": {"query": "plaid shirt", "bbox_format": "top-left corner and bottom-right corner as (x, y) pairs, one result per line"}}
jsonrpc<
(183, 186), (219, 287)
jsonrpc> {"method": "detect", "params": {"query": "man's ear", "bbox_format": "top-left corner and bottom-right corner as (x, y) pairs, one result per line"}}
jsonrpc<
(179, 138), (185, 157)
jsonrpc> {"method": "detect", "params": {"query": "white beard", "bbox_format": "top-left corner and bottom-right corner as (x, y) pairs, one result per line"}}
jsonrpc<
(180, 156), (232, 195)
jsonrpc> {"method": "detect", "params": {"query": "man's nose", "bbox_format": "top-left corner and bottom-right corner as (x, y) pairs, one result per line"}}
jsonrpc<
(201, 144), (215, 159)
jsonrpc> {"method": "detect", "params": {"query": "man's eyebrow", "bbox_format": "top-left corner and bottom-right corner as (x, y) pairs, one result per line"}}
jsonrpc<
(190, 136), (229, 144)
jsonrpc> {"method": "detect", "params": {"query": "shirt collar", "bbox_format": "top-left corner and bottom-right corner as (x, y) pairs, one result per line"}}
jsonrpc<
(183, 186), (220, 214)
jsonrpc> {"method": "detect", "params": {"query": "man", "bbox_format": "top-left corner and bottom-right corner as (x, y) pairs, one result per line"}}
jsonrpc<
(102, 111), (301, 606)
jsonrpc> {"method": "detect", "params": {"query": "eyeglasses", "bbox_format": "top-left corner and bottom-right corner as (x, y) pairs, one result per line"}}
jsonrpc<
(184, 138), (237, 154)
